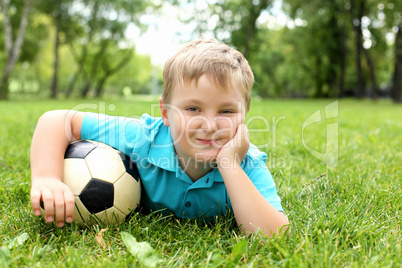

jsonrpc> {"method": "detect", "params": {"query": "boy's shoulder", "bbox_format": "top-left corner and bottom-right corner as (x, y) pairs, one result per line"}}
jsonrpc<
(245, 143), (267, 161)
(240, 144), (270, 172)
(82, 112), (167, 153)
(114, 113), (164, 136)
(138, 113), (163, 128)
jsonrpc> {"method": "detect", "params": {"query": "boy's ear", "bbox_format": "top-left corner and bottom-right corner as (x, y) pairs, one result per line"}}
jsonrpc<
(159, 97), (170, 126)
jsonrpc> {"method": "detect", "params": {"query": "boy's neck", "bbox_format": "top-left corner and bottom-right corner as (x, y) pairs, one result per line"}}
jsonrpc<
(176, 151), (216, 182)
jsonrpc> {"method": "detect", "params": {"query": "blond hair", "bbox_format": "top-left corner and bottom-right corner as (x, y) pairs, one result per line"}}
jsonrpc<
(162, 39), (254, 111)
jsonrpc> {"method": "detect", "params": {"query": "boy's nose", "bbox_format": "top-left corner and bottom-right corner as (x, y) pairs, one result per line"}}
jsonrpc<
(201, 115), (218, 133)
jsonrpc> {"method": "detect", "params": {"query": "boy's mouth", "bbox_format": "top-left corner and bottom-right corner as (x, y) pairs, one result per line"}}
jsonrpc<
(196, 138), (218, 145)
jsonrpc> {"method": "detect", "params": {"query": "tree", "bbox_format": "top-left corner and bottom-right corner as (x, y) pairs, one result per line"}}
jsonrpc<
(0, 0), (32, 100)
(348, 0), (366, 99)
(209, 0), (272, 58)
(280, 0), (349, 98)
(95, 51), (133, 97)
(381, 0), (402, 103)
(64, 0), (152, 98)
(176, 0), (271, 58)
(279, 0), (394, 99)
(36, 0), (79, 98)
(216, 0), (271, 58)
(106, 51), (153, 95)
(393, 22), (402, 103)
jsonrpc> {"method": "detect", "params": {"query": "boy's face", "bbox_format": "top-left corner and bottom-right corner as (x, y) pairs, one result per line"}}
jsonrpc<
(160, 74), (246, 165)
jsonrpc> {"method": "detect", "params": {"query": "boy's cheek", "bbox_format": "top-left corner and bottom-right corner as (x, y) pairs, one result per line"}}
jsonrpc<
(212, 127), (234, 141)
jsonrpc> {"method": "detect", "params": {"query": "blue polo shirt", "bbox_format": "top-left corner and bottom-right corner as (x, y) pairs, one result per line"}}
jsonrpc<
(81, 112), (283, 220)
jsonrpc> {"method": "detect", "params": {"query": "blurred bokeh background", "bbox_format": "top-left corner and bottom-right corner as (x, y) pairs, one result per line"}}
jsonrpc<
(0, 0), (401, 102)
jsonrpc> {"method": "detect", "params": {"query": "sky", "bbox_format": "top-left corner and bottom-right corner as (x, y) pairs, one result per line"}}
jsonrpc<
(126, 1), (289, 66)
(115, 0), (394, 65)
(126, 4), (195, 66)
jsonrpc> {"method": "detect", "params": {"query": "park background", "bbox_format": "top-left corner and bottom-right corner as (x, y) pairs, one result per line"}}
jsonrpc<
(1, 0), (401, 267)
(0, 0), (401, 101)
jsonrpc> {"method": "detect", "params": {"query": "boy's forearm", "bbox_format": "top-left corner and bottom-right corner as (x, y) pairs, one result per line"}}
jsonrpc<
(219, 163), (289, 236)
(30, 110), (82, 181)
(30, 110), (84, 226)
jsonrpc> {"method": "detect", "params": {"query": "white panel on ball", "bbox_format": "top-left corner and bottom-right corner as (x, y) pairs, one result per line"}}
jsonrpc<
(114, 173), (141, 215)
(85, 148), (126, 183)
(63, 159), (92, 195)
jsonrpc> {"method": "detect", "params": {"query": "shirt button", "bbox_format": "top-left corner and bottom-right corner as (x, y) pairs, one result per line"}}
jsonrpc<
(185, 201), (191, 207)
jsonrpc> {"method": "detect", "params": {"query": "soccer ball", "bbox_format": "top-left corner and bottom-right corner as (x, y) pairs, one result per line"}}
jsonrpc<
(62, 140), (141, 225)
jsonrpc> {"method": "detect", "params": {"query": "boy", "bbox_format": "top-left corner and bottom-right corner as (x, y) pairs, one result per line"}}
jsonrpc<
(30, 39), (288, 236)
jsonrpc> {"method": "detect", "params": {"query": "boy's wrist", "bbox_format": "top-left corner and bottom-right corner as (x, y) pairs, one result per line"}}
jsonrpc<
(217, 156), (241, 172)
(31, 176), (63, 184)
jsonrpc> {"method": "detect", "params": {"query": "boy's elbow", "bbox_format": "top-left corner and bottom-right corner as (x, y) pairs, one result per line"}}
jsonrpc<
(264, 212), (290, 237)
(277, 212), (290, 235)
(264, 221), (289, 237)
(37, 110), (83, 142)
(240, 213), (290, 237)
(39, 110), (66, 122)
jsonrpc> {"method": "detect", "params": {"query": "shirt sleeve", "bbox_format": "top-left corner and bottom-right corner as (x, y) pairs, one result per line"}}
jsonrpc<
(80, 112), (150, 158)
(242, 146), (284, 213)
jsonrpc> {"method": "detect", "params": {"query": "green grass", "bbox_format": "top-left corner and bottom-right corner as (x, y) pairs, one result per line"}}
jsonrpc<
(0, 98), (401, 267)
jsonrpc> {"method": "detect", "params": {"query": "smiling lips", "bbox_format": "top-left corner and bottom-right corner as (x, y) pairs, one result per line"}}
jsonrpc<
(196, 138), (218, 145)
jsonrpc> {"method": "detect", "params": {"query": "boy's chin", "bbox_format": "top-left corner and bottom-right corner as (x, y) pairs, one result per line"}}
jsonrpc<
(194, 153), (218, 164)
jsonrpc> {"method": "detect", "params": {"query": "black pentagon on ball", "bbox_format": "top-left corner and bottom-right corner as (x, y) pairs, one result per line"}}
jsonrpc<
(79, 178), (114, 214)
(64, 140), (97, 159)
(118, 152), (140, 182)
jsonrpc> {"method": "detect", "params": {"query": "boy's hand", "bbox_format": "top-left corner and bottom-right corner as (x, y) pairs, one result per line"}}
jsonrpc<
(216, 124), (250, 168)
(31, 178), (75, 227)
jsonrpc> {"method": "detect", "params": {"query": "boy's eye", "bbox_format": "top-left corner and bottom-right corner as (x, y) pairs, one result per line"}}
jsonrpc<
(186, 107), (199, 112)
(220, 110), (234, 114)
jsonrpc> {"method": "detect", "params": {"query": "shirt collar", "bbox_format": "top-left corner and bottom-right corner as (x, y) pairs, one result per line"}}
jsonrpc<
(147, 125), (179, 172)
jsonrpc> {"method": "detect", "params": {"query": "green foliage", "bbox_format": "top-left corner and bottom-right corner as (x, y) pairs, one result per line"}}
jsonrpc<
(121, 231), (162, 267)
(187, 0), (399, 98)
(0, 0), (46, 65)
(274, 0), (398, 98)
(0, 98), (401, 266)
(2, 0), (400, 99)
(1, 0), (156, 98)
(107, 52), (154, 95)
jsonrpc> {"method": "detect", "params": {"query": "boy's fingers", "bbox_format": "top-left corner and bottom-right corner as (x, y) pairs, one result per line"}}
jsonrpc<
(235, 124), (250, 146)
(41, 190), (55, 223)
(30, 189), (42, 216)
(54, 191), (65, 227)
(64, 190), (75, 223)
(30, 182), (74, 226)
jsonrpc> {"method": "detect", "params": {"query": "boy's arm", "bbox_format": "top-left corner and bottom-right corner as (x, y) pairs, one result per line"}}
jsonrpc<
(216, 124), (289, 236)
(30, 110), (84, 227)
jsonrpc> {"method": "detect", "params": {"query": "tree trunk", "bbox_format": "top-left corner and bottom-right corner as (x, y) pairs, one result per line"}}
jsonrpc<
(363, 48), (378, 100)
(66, 43), (88, 97)
(339, 24), (347, 98)
(0, 76), (10, 100)
(81, 82), (91, 98)
(237, 0), (270, 58)
(80, 40), (109, 97)
(392, 23), (402, 103)
(95, 76), (109, 97)
(355, 31), (365, 99)
(0, 0), (32, 100)
(50, 14), (61, 99)
(314, 57), (324, 98)
(65, 2), (99, 98)
(95, 51), (132, 97)
(350, 0), (366, 99)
